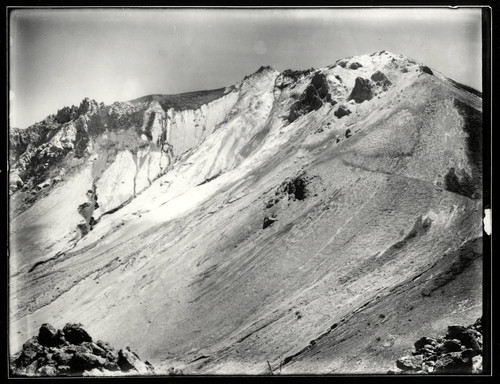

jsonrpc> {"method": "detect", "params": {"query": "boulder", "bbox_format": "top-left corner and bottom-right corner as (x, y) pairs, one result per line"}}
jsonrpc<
(14, 337), (43, 367)
(370, 70), (392, 89)
(396, 355), (423, 371)
(434, 352), (472, 374)
(337, 59), (348, 68)
(440, 339), (462, 353)
(420, 65), (434, 75)
(348, 77), (373, 103)
(446, 325), (481, 353)
(117, 348), (154, 374)
(56, 107), (72, 124)
(38, 323), (60, 347)
(69, 352), (108, 372)
(63, 324), (92, 345)
(88, 342), (108, 358)
(53, 350), (73, 366)
(334, 105), (351, 119)
(349, 62), (363, 70)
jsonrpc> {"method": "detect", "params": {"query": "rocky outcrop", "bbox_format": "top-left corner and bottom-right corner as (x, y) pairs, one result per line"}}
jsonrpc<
(349, 62), (363, 70)
(263, 173), (312, 229)
(389, 318), (483, 374)
(348, 77), (373, 103)
(288, 73), (335, 123)
(420, 65), (434, 76)
(370, 70), (392, 90)
(10, 87), (238, 216)
(56, 106), (78, 124)
(334, 105), (351, 119)
(76, 185), (99, 238)
(276, 68), (315, 90)
(10, 323), (154, 377)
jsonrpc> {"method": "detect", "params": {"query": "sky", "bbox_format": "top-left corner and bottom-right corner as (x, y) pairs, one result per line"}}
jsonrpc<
(9, 7), (483, 129)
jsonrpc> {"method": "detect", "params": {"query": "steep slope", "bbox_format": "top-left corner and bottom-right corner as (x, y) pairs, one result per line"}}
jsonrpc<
(9, 51), (483, 375)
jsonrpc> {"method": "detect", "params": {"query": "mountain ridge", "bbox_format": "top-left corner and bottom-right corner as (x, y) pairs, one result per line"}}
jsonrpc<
(9, 50), (483, 375)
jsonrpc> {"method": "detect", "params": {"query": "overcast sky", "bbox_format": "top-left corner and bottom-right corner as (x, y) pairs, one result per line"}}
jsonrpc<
(9, 7), (483, 129)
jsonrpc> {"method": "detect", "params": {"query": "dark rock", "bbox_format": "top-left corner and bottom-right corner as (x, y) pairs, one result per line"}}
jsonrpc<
(96, 340), (114, 352)
(370, 70), (392, 89)
(348, 77), (373, 103)
(420, 65), (434, 75)
(53, 350), (73, 365)
(105, 350), (119, 363)
(12, 323), (155, 376)
(473, 317), (483, 332)
(334, 105), (351, 119)
(103, 361), (120, 371)
(64, 344), (92, 355)
(63, 323), (92, 345)
(69, 352), (107, 372)
(345, 129), (352, 138)
(337, 59), (347, 68)
(288, 72), (334, 123)
(87, 342), (107, 358)
(444, 167), (477, 199)
(440, 339), (462, 353)
(53, 329), (67, 347)
(15, 337), (43, 367)
(396, 355), (423, 371)
(446, 325), (481, 352)
(461, 348), (477, 359)
(434, 352), (472, 374)
(414, 337), (437, 352)
(38, 323), (58, 347)
(349, 62), (363, 70)
(58, 365), (71, 375)
(263, 216), (277, 229)
(117, 348), (154, 374)
(56, 107), (72, 124)
(117, 349), (136, 372)
(78, 98), (93, 115)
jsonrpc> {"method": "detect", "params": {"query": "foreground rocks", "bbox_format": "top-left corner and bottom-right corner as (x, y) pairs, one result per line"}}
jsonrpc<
(389, 317), (483, 374)
(10, 323), (155, 377)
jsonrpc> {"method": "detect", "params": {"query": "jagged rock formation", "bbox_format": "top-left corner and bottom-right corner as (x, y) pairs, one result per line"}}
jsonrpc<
(9, 51), (483, 375)
(348, 77), (373, 103)
(288, 72), (335, 122)
(371, 70), (392, 90)
(389, 318), (482, 374)
(10, 323), (155, 376)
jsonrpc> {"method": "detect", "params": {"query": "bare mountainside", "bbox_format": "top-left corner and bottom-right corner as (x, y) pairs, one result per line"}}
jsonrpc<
(9, 51), (483, 375)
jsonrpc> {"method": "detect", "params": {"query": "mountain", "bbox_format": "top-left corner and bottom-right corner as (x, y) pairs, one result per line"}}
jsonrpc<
(9, 50), (483, 375)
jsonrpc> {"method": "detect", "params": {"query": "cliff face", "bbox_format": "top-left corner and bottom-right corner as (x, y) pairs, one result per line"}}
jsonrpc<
(9, 51), (483, 375)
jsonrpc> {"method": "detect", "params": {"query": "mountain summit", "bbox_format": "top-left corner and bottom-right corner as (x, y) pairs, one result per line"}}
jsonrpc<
(9, 51), (483, 375)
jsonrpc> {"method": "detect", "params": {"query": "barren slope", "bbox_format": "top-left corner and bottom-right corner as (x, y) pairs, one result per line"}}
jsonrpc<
(9, 51), (483, 374)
